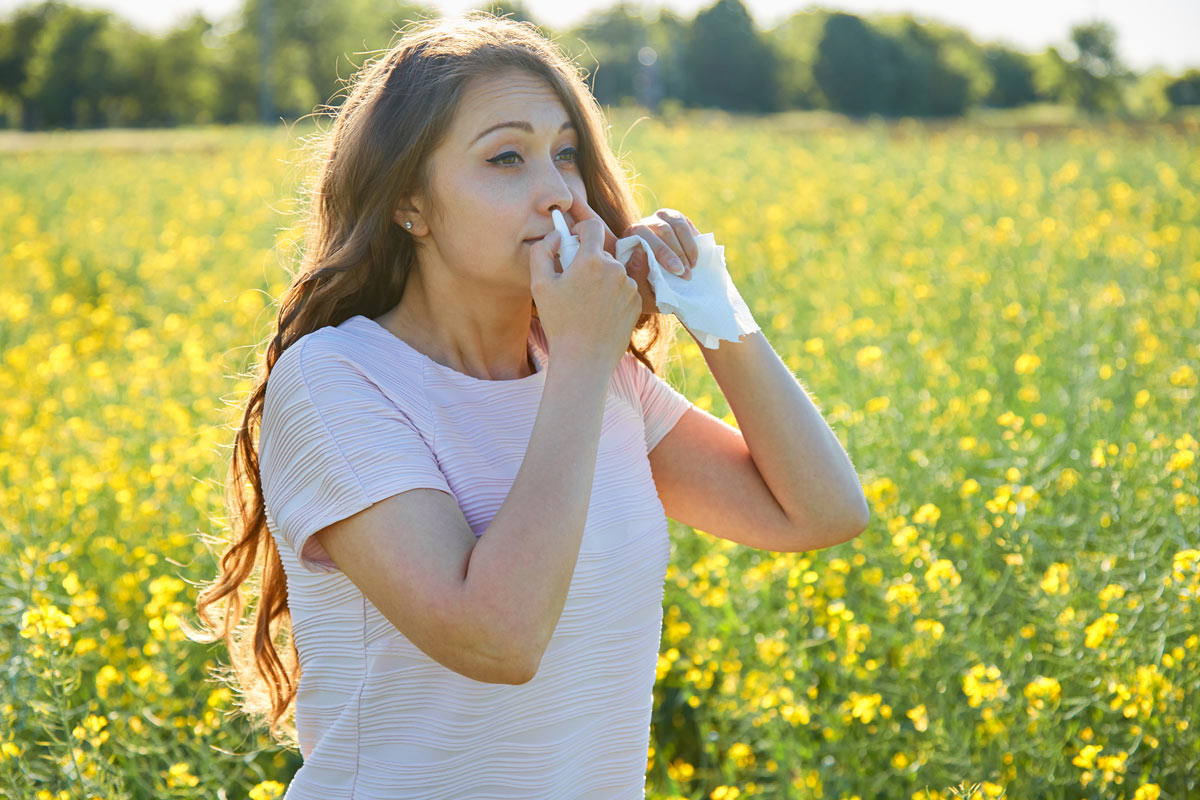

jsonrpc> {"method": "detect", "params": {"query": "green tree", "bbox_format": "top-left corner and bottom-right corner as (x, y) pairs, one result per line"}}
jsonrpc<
(144, 13), (228, 125)
(562, 5), (692, 112)
(642, 9), (690, 110)
(683, 0), (778, 112)
(562, 2), (651, 107)
(764, 8), (832, 110)
(1165, 69), (1200, 106)
(812, 12), (884, 116)
(1122, 67), (1176, 119)
(869, 14), (971, 117)
(226, 0), (436, 121)
(20, 5), (147, 127)
(916, 18), (993, 109)
(1035, 21), (1130, 114)
(0, 1), (71, 127)
(982, 43), (1038, 108)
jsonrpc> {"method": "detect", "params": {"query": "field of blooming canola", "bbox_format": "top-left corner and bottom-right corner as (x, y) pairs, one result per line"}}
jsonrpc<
(1, 114), (1197, 800)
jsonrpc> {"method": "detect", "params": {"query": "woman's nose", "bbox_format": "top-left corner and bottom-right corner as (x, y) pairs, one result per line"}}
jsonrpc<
(538, 163), (574, 216)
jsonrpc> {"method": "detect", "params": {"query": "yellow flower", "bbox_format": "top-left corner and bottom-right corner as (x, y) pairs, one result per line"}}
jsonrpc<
(855, 344), (883, 369)
(1167, 448), (1195, 471)
(1040, 563), (1071, 595)
(866, 395), (890, 413)
(1098, 583), (1126, 608)
(906, 704), (929, 732)
(1073, 743), (1102, 769)
(912, 503), (941, 525)
(165, 761), (199, 789)
(962, 663), (1008, 708)
(667, 759), (695, 781)
(95, 665), (122, 700)
(1134, 784), (1161, 800)
(1023, 676), (1062, 716)
(1169, 363), (1197, 388)
(892, 525), (918, 551)
(19, 601), (77, 647)
(925, 559), (960, 592)
(249, 781), (287, 800)
(844, 691), (883, 723)
(1168, 549), (1200, 601)
(1056, 467), (1080, 492)
(1014, 352), (1041, 374)
(914, 618), (945, 639)
(1096, 750), (1128, 780)
(1085, 613), (1119, 648)
(886, 582), (920, 610)
(780, 700), (811, 725)
(728, 742), (755, 768)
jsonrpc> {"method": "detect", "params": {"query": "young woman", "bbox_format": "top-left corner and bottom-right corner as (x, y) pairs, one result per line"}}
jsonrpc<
(190, 13), (869, 799)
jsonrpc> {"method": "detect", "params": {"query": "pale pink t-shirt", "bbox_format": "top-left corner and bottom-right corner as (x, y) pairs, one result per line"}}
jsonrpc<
(258, 312), (693, 799)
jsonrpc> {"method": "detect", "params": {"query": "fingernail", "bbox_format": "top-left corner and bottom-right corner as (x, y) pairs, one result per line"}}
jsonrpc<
(669, 257), (684, 274)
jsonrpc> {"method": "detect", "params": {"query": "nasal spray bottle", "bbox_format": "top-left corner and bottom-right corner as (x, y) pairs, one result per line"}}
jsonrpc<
(551, 208), (579, 270)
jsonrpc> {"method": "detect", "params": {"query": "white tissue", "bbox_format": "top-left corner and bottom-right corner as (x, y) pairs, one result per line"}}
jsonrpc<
(612, 231), (760, 349)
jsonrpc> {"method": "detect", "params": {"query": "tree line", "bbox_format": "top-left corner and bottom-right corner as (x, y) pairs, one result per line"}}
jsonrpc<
(1, 0), (1197, 130)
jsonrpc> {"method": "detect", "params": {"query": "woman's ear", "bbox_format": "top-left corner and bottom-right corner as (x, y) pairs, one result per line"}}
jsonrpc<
(394, 200), (426, 235)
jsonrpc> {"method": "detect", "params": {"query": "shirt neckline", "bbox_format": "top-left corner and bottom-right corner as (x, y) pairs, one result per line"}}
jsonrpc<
(350, 314), (547, 386)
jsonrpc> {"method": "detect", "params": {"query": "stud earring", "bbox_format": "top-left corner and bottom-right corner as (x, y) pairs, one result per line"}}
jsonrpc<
(405, 220), (413, 230)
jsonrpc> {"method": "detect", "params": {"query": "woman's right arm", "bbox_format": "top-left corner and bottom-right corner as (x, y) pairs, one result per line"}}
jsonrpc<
(312, 355), (614, 685)
(458, 357), (613, 681)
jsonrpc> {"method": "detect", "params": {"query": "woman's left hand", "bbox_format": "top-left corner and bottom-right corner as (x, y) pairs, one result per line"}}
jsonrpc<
(621, 208), (701, 315)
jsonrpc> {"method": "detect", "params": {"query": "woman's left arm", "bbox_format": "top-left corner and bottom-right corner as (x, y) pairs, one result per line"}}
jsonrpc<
(689, 324), (870, 539)
(625, 207), (870, 551)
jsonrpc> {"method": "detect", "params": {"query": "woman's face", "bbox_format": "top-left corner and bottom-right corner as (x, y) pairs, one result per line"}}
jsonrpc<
(411, 69), (586, 293)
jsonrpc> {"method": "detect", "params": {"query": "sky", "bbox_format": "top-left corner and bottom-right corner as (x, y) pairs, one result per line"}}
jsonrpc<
(2, 0), (1197, 73)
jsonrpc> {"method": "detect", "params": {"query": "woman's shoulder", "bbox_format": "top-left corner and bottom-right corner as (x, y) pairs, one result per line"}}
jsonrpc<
(269, 323), (349, 383)
(269, 316), (426, 398)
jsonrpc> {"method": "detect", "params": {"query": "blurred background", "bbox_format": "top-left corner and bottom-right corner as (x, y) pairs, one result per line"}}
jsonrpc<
(0, 0), (1197, 129)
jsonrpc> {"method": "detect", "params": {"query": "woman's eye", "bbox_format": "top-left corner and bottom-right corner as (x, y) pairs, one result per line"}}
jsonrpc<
(490, 152), (521, 166)
(488, 148), (578, 167)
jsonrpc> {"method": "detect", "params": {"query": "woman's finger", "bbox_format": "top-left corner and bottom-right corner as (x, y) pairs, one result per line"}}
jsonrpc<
(563, 184), (618, 255)
(626, 223), (690, 279)
(645, 218), (689, 268)
(655, 209), (700, 267)
(574, 218), (616, 263)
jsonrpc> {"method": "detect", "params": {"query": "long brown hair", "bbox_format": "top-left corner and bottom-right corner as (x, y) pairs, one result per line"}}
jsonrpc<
(184, 12), (681, 748)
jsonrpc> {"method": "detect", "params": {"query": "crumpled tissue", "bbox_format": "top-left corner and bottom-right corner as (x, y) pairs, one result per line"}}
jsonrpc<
(612, 231), (760, 349)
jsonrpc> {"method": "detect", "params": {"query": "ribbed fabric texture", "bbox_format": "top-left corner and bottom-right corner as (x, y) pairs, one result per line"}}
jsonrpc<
(258, 313), (693, 799)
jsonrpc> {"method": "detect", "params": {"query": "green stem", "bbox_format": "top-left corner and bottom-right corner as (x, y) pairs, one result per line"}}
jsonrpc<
(44, 644), (87, 800)
(0, 749), (29, 800)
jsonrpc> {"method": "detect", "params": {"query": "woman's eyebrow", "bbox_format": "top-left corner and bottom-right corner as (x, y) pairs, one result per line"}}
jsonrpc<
(472, 119), (575, 145)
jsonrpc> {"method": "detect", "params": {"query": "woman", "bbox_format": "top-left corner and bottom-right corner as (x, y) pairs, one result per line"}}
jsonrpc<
(189, 13), (870, 799)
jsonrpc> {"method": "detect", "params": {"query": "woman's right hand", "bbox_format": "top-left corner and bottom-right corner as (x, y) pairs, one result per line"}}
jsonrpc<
(529, 218), (642, 375)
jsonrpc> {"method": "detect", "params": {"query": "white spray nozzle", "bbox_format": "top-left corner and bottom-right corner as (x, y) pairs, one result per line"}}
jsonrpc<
(551, 208), (579, 270)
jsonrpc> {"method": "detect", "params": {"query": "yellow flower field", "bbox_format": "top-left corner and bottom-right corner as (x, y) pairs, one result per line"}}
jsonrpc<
(1, 112), (1197, 799)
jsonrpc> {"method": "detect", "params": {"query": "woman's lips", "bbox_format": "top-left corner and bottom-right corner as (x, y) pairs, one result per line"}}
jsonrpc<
(523, 235), (546, 243)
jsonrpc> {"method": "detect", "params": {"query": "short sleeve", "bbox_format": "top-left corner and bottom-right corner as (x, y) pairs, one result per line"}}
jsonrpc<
(619, 353), (693, 454)
(258, 336), (453, 574)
